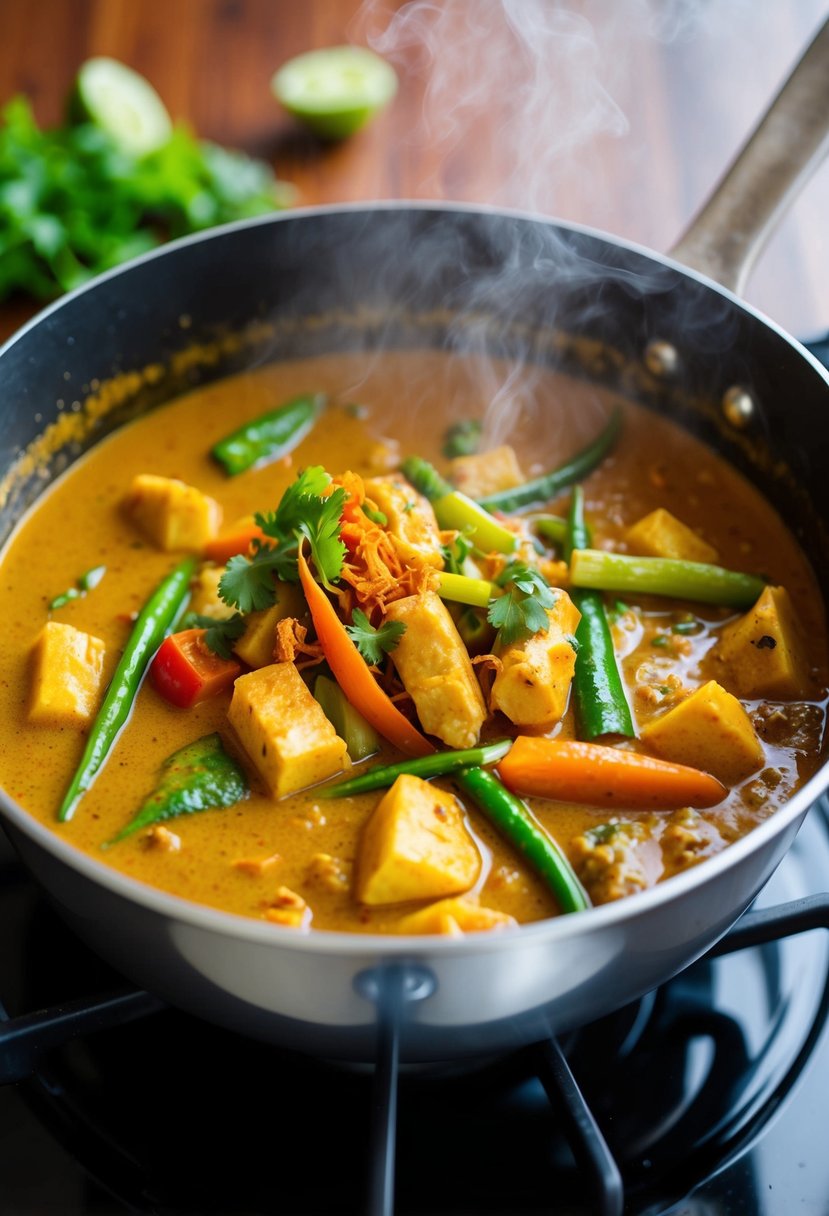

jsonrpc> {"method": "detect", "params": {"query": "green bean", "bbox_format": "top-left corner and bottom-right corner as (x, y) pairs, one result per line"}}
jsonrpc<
(566, 487), (634, 739)
(453, 767), (590, 914)
(211, 392), (325, 476)
(477, 407), (622, 513)
(400, 456), (517, 554)
(58, 556), (197, 823)
(570, 548), (765, 608)
(319, 739), (512, 799)
(533, 515), (568, 546)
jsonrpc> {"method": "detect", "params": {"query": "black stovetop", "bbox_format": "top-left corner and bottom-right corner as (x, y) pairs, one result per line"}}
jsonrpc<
(2, 797), (829, 1216)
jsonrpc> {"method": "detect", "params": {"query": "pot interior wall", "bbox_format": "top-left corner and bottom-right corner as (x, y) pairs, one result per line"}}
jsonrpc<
(1, 207), (827, 600)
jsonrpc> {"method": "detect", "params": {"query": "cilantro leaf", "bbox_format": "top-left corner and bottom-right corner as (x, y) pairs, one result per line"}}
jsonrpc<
(441, 531), (474, 575)
(219, 550), (285, 613)
(487, 562), (557, 646)
(345, 608), (406, 665)
(181, 612), (247, 660)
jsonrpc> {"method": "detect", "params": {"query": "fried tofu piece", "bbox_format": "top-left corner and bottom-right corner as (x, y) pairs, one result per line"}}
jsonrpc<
(233, 582), (307, 669)
(356, 774), (481, 905)
(626, 508), (718, 564)
(708, 586), (811, 700)
(189, 565), (236, 621)
(29, 621), (106, 727)
(123, 474), (222, 552)
(448, 445), (524, 500)
(490, 591), (581, 728)
(396, 896), (517, 935)
(385, 590), (487, 748)
(228, 663), (347, 798)
(641, 679), (764, 785)
(364, 475), (444, 568)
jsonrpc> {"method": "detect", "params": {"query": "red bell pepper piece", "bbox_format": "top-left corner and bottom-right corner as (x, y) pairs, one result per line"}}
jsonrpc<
(151, 629), (241, 708)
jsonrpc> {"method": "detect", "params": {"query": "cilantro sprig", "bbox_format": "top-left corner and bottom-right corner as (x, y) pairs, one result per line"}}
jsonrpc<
(180, 612), (247, 660)
(345, 608), (406, 665)
(219, 466), (347, 613)
(487, 561), (557, 646)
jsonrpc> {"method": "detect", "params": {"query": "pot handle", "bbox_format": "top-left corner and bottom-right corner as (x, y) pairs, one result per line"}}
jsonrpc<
(669, 17), (829, 295)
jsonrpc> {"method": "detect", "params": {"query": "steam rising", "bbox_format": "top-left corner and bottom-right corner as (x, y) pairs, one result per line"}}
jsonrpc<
(332, 1), (747, 449)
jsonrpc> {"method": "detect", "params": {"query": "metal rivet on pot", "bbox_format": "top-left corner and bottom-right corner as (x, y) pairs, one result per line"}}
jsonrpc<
(644, 340), (679, 377)
(722, 386), (756, 428)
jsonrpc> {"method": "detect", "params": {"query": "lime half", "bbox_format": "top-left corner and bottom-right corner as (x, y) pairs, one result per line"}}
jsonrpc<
(70, 57), (173, 156)
(272, 46), (398, 140)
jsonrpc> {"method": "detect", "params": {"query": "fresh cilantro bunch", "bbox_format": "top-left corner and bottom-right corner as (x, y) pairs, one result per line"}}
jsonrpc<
(345, 608), (406, 665)
(219, 467), (347, 614)
(0, 96), (292, 302)
(487, 561), (557, 646)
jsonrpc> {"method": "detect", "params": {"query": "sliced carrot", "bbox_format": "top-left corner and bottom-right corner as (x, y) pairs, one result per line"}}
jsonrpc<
(297, 549), (434, 758)
(203, 516), (267, 564)
(498, 736), (726, 810)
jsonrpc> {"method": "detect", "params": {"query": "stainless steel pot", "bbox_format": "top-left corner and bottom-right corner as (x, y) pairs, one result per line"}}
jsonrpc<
(1, 23), (828, 1063)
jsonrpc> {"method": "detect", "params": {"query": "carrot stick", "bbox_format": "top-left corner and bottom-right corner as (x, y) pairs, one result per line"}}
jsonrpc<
(203, 516), (267, 564)
(297, 550), (435, 758)
(498, 736), (726, 809)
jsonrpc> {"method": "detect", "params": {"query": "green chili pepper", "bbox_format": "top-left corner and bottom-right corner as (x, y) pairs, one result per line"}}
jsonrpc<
(453, 766), (590, 914)
(477, 407), (622, 513)
(211, 393), (325, 476)
(569, 548), (765, 608)
(58, 556), (197, 823)
(565, 486), (634, 740)
(105, 733), (247, 845)
(319, 739), (512, 799)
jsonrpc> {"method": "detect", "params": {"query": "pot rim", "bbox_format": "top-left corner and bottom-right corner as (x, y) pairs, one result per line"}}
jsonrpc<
(1, 201), (827, 956)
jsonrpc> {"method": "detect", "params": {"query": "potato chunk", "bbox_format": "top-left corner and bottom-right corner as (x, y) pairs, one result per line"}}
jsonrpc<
(396, 896), (516, 935)
(385, 590), (487, 748)
(356, 774), (481, 905)
(233, 582), (307, 669)
(364, 475), (444, 568)
(123, 474), (222, 552)
(490, 591), (581, 728)
(448, 445), (524, 500)
(641, 680), (763, 784)
(189, 565), (235, 621)
(626, 508), (717, 564)
(228, 663), (347, 798)
(29, 621), (106, 726)
(708, 585), (811, 700)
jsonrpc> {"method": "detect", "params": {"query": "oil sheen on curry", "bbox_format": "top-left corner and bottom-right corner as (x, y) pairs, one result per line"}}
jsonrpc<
(0, 351), (826, 935)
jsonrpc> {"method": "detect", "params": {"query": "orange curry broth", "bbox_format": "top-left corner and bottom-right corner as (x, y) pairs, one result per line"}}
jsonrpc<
(0, 351), (826, 931)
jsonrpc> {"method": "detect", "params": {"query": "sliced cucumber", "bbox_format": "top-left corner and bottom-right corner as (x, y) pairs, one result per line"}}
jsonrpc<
(70, 57), (173, 156)
(271, 46), (397, 140)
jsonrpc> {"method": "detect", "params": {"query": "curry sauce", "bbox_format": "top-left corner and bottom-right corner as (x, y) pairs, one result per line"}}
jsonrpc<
(0, 350), (825, 932)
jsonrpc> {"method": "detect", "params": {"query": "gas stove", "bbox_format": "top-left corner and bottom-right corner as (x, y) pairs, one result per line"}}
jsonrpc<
(2, 796), (829, 1216)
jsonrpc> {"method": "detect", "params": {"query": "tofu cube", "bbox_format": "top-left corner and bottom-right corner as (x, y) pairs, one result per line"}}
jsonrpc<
(385, 591), (487, 748)
(449, 445), (525, 500)
(123, 474), (222, 552)
(356, 774), (481, 905)
(708, 586), (811, 700)
(364, 476), (444, 568)
(641, 679), (764, 785)
(189, 565), (236, 621)
(490, 591), (581, 728)
(29, 622), (106, 727)
(228, 663), (347, 798)
(233, 582), (307, 669)
(396, 896), (517, 935)
(626, 508), (718, 564)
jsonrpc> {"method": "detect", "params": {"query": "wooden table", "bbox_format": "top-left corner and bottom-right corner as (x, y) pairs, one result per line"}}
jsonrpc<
(0, 0), (827, 345)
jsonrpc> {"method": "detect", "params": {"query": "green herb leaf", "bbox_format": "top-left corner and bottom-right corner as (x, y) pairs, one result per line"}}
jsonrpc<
(345, 608), (406, 665)
(180, 611), (247, 660)
(487, 561), (557, 646)
(219, 550), (286, 613)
